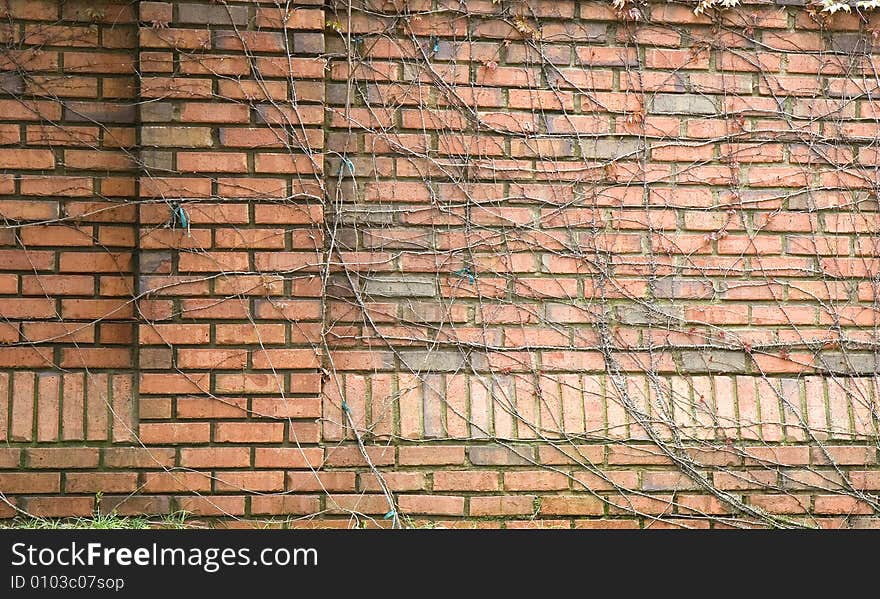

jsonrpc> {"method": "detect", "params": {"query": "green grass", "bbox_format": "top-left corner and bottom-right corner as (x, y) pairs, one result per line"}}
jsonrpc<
(0, 510), (192, 530)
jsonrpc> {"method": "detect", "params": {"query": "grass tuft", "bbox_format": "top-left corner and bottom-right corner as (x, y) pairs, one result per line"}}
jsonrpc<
(0, 509), (193, 530)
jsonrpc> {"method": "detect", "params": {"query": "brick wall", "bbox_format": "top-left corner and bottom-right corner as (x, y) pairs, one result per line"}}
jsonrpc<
(0, 0), (139, 518)
(1, 0), (879, 528)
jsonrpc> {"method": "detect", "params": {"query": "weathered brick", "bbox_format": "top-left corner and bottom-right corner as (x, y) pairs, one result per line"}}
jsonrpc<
(63, 102), (136, 123)
(399, 351), (465, 372)
(177, 4), (248, 25)
(399, 446), (465, 466)
(141, 127), (213, 148)
(651, 93), (717, 115)
(362, 276), (437, 297)
(679, 350), (748, 374)
(580, 137), (644, 159)
(539, 495), (604, 516)
(470, 495), (537, 516)
(469, 444), (535, 466)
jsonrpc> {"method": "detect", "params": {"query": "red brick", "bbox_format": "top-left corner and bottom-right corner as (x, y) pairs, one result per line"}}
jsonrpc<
(143, 471), (212, 493)
(176, 495), (245, 517)
(749, 494), (810, 514)
(252, 495), (320, 515)
(138, 423), (210, 445)
(177, 152), (248, 173)
(102, 447), (175, 469)
(24, 497), (94, 517)
(325, 494), (391, 515)
(214, 422), (284, 443)
(504, 470), (570, 491)
(0, 472), (60, 493)
(744, 446), (810, 466)
(181, 447), (250, 468)
(607, 494), (675, 516)
(65, 472), (138, 493)
(358, 472), (425, 492)
(814, 495), (873, 515)
(323, 446), (394, 468)
(434, 470), (500, 492)
(255, 448), (324, 469)
(539, 495), (604, 516)
(26, 447), (99, 469)
(214, 471), (284, 493)
(399, 446), (465, 466)
(0, 149), (55, 169)
(289, 471), (355, 492)
(397, 495), (465, 516)
(574, 519), (640, 529)
(470, 495), (537, 516)
(537, 445), (605, 465)
(608, 445), (674, 465)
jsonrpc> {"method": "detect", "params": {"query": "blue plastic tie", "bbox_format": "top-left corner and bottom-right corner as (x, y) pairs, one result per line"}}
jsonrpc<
(339, 157), (356, 177)
(454, 267), (476, 283)
(171, 204), (189, 232)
